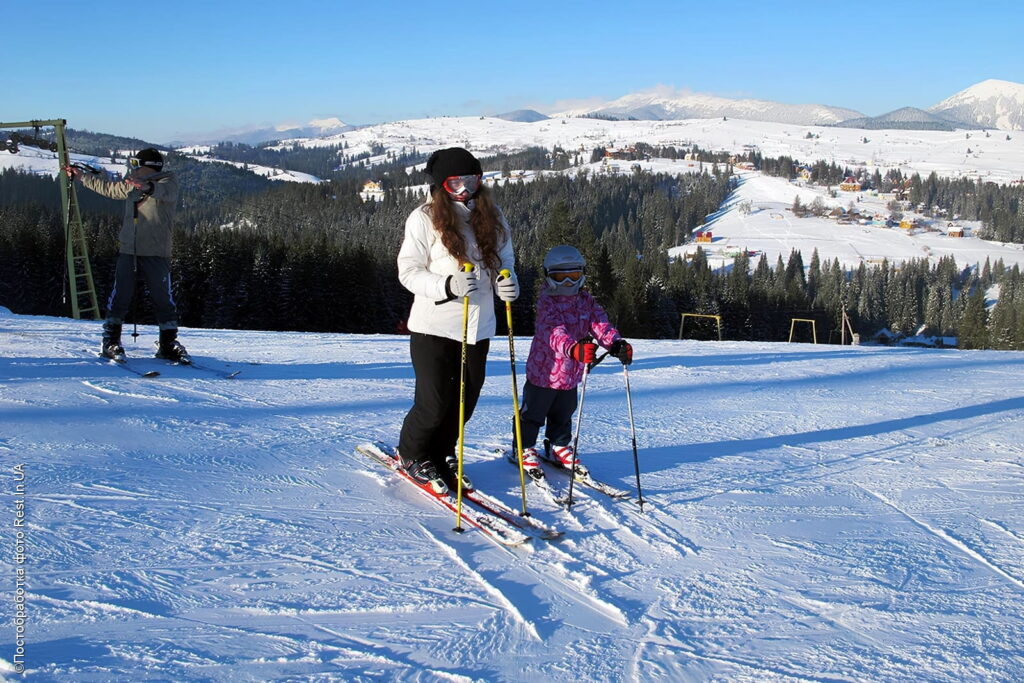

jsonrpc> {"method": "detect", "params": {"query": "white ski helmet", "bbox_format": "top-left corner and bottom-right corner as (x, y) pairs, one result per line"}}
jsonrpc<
(543, 245), (586, 295)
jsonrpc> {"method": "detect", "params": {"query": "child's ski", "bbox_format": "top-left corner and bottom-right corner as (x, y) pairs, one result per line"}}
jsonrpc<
(539, 443), (632, 500)
(499, 448), (571, 508)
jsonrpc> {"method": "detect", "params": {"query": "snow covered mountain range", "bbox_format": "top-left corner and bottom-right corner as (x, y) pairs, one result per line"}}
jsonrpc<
(169, 116), (353, 146)
(554, 87), (864, 126)
(164, 79), (1024, 146)
(553, 80), (1024, 131)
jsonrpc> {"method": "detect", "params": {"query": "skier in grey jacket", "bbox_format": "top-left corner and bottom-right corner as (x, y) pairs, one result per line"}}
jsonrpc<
(67, 148), (187, 362)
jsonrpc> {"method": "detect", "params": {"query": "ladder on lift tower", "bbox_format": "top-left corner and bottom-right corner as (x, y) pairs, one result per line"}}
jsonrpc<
(2, 119), (101, 319)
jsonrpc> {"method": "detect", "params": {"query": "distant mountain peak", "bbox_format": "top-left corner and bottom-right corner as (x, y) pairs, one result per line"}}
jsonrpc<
(303, 117), (349, 131)
(493, 109), (549, 123)
(836, 106), (977, 131)
(929, 79), (1024, 131)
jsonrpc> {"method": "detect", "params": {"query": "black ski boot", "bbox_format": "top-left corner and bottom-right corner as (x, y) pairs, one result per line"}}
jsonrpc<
(404, 459), (448, 495)
(444, 454), (474, 491)
(155, 328), (190, 363)
(101, 322), (126, 361)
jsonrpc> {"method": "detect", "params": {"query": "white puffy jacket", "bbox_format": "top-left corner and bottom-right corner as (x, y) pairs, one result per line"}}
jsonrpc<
(397, 199), (515, 343)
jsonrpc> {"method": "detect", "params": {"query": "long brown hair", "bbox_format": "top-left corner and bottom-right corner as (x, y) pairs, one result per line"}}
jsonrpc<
(427, 184), (505, 272)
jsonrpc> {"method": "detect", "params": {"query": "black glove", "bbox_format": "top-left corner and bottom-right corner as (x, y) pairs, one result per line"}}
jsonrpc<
(609, 339), (633, 366)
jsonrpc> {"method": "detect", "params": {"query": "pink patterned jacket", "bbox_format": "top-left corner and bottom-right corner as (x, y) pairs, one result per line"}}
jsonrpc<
(525, 290), (622, 390)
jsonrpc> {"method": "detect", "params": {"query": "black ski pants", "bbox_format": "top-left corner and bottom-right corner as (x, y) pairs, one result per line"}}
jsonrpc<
(106, 253), (178, 330)
(517, 380), (578, 450)
(398, 332), (490, 470)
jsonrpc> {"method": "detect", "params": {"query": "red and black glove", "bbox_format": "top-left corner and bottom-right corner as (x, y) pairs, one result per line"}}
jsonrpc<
(569, 340), (597, 364)
(609, 339), (633, 366)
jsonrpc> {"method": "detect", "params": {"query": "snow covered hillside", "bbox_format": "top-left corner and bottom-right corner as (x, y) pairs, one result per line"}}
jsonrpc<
(669, 171), (1024, 271)
(177, 152), (323, 184)
(6, 110), (1023, 188)
(288, 114), (1024, 185)
(2, 309), (1023, 680)
(0, 145), (322, 185)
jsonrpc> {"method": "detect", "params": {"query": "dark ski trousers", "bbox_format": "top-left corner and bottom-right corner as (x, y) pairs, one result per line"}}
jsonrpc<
(398, 332), (490, 471)
(517, 380), (578, 451)
(106, 253), (178, 330)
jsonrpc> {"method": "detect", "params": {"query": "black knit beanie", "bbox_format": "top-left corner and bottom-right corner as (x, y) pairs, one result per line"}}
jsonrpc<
(424, 147), (481, 186)
(134, 148), (164, 170)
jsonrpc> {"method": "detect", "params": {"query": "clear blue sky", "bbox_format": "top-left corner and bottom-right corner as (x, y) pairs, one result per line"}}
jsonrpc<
(3, 0), (1021, 143)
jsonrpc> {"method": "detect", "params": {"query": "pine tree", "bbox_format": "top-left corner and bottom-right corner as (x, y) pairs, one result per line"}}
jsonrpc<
(958, 285), (990, 349)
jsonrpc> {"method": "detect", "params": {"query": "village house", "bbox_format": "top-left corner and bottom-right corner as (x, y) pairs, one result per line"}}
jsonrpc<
(839, 176), (862, 192)
(358, 180), (384, 202)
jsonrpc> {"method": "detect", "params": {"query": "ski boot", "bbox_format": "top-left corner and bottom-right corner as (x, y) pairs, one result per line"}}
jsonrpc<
(519, 447), (546, 481)
(404, 459), (448, 495)
(101, 322), (126, 362)
(155, 329), (191, 363)
(444, 454), (474, 492)
(551, 443), (589, 478)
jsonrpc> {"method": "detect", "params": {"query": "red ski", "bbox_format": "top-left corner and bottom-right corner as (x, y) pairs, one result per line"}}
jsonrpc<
(356, 443), (531, 547)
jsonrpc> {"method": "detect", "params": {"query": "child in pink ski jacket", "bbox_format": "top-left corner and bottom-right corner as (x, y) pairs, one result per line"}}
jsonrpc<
(515, 245), (633, 478)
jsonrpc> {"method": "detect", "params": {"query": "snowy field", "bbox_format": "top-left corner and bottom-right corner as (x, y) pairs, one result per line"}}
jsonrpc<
(2, 308), (1023, 681)
(6, 114), (1024, 187)
(287, 115), (1024, 185)
(668, 171), (1024, 271)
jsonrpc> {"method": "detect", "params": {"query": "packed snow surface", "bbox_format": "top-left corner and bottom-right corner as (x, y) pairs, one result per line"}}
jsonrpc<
(1, 309), (1023, 680)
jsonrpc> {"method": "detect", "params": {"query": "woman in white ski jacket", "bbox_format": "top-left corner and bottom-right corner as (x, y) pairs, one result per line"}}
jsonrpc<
(396, 147), (519, 494)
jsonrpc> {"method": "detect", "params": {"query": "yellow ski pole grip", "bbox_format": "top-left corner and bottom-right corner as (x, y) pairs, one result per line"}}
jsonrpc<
(499, 268), (510, 279)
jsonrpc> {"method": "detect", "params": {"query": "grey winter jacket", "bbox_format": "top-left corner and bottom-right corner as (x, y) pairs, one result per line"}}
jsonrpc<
(79, 171), (179, 257)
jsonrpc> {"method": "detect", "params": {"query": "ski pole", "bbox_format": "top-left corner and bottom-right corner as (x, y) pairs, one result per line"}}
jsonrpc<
(566, 340), (603, 510)
(131, 203), (140, 342)
(499, 268), (530, 517)
(622, 363), (646, 512)
(454, 263), (474, 534)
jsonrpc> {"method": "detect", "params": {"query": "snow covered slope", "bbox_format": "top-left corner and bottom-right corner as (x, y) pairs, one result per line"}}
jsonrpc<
(180, 154), (323, 183)
(669, 171), (1024, 271)
(289, 114), (1024, 185)
(6, 112), (1023, 187)
(2, 309), (1023, 680)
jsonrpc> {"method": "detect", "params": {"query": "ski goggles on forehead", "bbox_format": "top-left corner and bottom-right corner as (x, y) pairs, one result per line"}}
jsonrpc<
(442, 174), (482, 195)
(548, 269), (584, 283)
